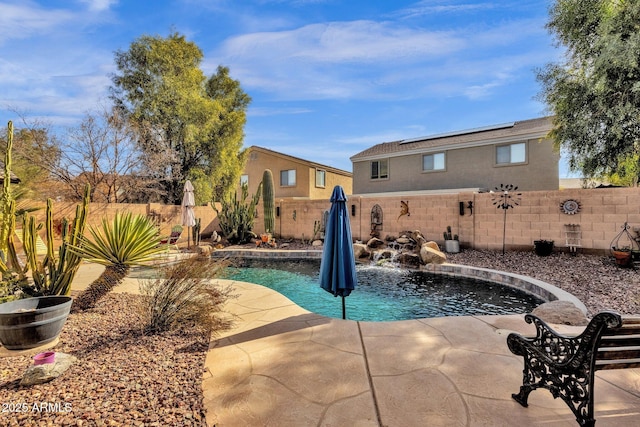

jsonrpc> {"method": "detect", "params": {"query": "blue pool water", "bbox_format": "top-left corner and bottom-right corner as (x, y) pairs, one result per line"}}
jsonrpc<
(224, 259), (544, 322)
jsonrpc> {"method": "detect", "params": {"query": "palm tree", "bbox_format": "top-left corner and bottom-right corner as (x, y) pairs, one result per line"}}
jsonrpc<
(70, 212), (167, 311)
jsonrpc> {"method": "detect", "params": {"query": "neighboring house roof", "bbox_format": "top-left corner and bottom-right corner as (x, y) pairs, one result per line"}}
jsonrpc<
(247, 146), (352, 176)
(350, 117), (553, 161)
(0, 161), (21, 184)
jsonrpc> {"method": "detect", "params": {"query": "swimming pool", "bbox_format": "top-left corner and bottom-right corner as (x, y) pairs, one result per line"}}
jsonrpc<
(224, 259), (545, 322)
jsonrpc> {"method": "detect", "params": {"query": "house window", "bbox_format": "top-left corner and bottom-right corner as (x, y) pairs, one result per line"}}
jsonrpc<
(496, 142), (526, 164)
(423, 153), (446, 171)
(240, 174), (249, 186)
(370, 159), (388, 179)
(315, 169), (326, 188)
(280, 169), (296, 186)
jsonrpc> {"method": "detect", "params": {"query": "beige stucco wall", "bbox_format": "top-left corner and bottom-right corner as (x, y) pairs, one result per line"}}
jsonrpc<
(352, 138), (559, 194)
(23, 186), (640, 255)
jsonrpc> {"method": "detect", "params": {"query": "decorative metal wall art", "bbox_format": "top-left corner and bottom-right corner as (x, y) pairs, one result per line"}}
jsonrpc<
(397, 200), (410, 220)
(560, 199), (581, 215)
(492, 184), (522, 255)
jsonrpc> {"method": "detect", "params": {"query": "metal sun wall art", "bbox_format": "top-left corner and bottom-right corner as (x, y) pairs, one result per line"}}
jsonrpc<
(560, 199), (581, 215)
(492, 184), (522, 255)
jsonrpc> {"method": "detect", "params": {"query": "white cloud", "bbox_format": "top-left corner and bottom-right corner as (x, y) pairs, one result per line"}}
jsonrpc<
(78, 0), (118, 12)
(0, 1), (75, 44)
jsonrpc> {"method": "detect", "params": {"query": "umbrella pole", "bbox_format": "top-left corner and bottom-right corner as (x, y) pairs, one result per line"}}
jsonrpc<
(342, 296), (346, 320)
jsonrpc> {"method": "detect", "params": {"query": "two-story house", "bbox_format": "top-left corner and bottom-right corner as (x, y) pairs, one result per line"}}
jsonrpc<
(350, 117), (558, 195)
(241, 146), (352, 199)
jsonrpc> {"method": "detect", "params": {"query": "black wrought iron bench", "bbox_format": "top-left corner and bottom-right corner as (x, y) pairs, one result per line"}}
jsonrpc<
(507, 311), (640, 427)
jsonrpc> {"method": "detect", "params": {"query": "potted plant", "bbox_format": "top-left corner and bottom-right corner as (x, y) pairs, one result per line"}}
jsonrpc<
(533, 239), (554, 256)
(611, 247), (632, 267)
(443, 226), (460, 253)
(0, 121), (89, 350)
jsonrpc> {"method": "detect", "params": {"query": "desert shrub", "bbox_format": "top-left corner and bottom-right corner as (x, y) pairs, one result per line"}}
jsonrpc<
(138, 256), (237, 335)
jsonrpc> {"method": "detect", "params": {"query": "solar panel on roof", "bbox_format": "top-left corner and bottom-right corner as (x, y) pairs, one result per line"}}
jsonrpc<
(399, 122), (515, 145)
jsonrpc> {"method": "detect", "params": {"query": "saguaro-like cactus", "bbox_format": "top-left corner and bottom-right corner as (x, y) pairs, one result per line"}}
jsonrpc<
(262, 169), (275, 234)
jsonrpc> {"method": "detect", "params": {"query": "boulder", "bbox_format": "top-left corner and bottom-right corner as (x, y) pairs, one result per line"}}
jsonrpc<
(424, 241), (441, 251)
(420, 244), (447, 264)
(196, 245), (213, 256)
(353, 243), (371, 259)
(396, 252), (421, 268)
(366, 237), (385, 248)
(312, 239), (323, 247)
(395, 237), (411, 244)
(373, 249), (395, 260)
(531, 301), (589, 326)
(411, 230), (427, 246)
(21, 352), (77, 386)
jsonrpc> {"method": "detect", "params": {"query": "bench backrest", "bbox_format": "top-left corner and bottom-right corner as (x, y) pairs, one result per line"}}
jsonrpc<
(596, 316), (640, 371)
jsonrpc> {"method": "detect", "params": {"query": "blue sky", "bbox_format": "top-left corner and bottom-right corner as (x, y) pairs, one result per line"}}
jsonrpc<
(0, 0), (568, 175)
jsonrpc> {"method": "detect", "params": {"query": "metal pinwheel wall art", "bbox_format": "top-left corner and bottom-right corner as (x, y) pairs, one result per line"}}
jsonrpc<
(492, 184), (522, 255)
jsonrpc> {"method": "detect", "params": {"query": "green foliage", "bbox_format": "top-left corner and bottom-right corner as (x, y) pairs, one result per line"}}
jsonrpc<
(1, 122), (89, 300)
(70, 212), (165, 267)
(138, 256), (236, 334)
(22, 188), (90, 297)
(213, 182), (262, 244)
(606, 154), (640, 186)
(111, 34), (250, 204)
(262, 169), (275, 233)
(70, 212), (166, 311)
(538, 0), (640, 179)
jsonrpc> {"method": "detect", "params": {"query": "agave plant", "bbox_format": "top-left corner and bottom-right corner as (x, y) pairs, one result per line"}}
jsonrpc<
(69, 212), (166, 311)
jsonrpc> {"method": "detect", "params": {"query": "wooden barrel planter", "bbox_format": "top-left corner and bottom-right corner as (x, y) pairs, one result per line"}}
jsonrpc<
(0, 296), (72, 350)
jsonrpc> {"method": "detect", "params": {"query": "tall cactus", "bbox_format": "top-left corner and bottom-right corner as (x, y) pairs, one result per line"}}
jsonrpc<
(20, 184), (90, 296)
(0, 121), (15, 261)
(262, 169), (275, 234)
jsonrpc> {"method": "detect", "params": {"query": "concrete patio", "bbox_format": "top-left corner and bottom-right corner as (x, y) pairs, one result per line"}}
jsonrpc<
(66, 259), (640, 426)
(203, 279), (640, 427)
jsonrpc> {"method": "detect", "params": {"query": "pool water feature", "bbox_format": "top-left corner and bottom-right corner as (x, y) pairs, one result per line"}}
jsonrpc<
(224, 259), (545, 322)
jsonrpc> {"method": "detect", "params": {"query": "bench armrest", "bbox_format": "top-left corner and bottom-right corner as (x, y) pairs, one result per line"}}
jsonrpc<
(508, 312), (623, 367)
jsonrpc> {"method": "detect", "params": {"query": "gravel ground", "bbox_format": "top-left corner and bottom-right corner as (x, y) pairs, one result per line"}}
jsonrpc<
(0, 293), (210, 427)
(1, 247), (638, 426)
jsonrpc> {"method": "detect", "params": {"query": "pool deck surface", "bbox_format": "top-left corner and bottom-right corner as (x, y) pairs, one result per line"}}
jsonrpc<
(63, 259), (640, 425)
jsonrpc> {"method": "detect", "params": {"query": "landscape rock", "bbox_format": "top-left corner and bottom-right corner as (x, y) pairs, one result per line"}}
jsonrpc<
(311, 239), (323, 246)
(366, 237), (386, 248)
(396, 252), (421, 267)
(531, 301), (589, 326)
(420, 244), (447, 264)
(21, 352), (77, 386)
(196, 245), (213, 256)
(353, 243), (371, 259)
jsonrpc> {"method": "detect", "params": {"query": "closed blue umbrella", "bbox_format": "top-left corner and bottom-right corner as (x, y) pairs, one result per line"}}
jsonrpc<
(319, 185), (357, 319)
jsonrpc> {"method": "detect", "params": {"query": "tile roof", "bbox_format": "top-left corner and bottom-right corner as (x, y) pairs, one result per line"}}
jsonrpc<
(350, 116), (553, 160)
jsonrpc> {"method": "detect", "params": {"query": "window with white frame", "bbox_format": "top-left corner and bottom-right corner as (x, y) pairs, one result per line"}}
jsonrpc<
(315, 169), (326, 188)
(370, 159), (388, 179)
(280, 169), (296, 186)
(423, 152), (446, 171)
(496, 142), (526, 164)
(240, 174), (249, 186)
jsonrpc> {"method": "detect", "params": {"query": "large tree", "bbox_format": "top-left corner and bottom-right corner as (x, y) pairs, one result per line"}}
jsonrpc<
(110, 33), (250, 204)
(537, 0), (640, 181)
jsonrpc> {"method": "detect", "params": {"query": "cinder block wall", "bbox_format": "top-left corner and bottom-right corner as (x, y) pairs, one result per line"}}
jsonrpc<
(24, 186), (640, 254)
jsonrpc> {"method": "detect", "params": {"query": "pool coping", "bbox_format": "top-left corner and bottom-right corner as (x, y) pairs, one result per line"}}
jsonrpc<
(211, 248), (588, 315)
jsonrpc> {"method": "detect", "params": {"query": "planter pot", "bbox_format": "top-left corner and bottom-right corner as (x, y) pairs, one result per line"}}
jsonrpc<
(0, 296), (72, 350)
(534, 240), (554, 256)
(444, 240), (460, 253)
(612, 250), (632, 267)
